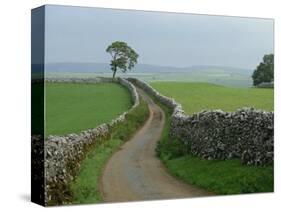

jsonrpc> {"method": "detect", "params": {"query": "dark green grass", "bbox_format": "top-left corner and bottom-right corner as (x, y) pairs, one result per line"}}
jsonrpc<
(151, 82), (273, 114)
(46, 83), (132, 136)
(70, 99), (149, 204)
(154, 96), (273, 195)
(166, 156), (273, 194)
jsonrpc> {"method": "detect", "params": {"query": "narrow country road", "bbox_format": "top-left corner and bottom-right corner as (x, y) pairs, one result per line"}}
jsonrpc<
(100, 87), (213, 203)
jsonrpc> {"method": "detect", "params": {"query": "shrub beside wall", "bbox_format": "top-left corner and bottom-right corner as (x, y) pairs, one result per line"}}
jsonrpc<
(128, 78), (274, 166)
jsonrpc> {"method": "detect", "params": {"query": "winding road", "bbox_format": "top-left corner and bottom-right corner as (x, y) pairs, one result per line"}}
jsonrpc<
(100, 87), (212, 203)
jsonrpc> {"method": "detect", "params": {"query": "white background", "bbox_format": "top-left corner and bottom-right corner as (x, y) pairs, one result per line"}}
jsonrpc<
(0, 0), (280, 211)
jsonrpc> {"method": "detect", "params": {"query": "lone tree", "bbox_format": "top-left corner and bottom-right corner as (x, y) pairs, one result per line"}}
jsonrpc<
(106, 41), (139, 79)
(252, 54), (274, 86)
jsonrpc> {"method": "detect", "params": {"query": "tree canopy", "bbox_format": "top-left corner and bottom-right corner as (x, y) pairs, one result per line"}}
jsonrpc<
(106, 41), (139, 79)
(252, 54), (274, 86)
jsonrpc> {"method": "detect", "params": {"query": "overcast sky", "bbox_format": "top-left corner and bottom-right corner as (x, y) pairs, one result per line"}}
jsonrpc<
(44, 5), (274, 69)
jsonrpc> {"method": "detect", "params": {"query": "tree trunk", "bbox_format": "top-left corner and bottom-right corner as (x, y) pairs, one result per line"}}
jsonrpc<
(112, 66), (117, 79)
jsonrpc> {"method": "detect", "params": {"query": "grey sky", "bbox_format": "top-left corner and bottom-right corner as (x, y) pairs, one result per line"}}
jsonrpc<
(44, 5), (274, 69)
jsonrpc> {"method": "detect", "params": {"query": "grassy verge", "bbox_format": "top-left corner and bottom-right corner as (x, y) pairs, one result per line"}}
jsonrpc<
(166, 156), (273, 194)
(70, 99), (149, 204)
(152, 93), (274, 195)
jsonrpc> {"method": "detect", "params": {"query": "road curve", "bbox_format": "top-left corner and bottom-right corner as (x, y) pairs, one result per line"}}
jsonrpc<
(100, 87), (213, 203)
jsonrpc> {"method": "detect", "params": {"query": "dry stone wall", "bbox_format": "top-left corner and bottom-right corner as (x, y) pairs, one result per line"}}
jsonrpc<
(33, 77), (139, 205)
(128, 78), (274, 166)
(45, 125), (109, 204)
(45, 77), (114, 84)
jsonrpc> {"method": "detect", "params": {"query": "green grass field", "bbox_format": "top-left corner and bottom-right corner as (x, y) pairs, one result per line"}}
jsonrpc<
(46, 83), (132, 136)
(151, 82), (273, 114)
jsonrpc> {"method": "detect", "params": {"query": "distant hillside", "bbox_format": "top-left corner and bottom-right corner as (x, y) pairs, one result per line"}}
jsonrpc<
(41, 62), (253, 87)
(42, 62), (252, 76)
